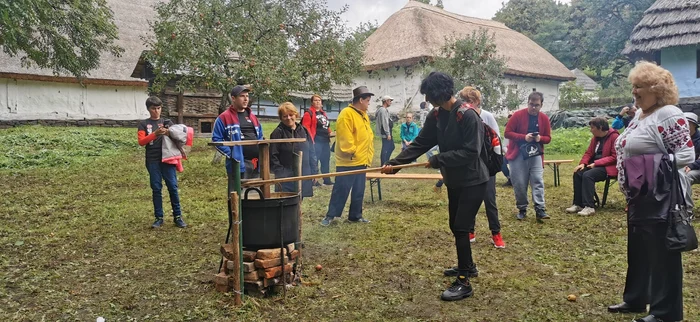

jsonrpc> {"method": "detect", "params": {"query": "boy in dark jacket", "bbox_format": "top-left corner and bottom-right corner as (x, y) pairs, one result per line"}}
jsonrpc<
(382, 72), (488, 302)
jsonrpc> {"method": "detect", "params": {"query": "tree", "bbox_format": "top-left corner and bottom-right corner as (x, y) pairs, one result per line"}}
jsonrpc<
(493, 0), (567, 38)
(559, 80), (585, 109)
(430, 29), (509, 111)
(0, 0), (123, 78)
(145, 0), (364, 110)
(436, 0), (444, 9)
(569, 0), (654, 73)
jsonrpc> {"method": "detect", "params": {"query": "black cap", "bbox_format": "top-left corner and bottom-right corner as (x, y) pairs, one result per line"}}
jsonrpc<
(231, 85), (250, 97)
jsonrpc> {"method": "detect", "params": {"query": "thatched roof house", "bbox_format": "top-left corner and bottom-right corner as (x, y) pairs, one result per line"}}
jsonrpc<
(362, 1), (574, 81)
(0, 0), (157, 125)
(623, 0), (700, 57)
(570, 69), (598, 92)
(355, 1), (575, 113)
(623, 0), (700, 106)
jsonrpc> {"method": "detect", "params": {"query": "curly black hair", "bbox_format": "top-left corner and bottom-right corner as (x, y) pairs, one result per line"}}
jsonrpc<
(420, 72), (454, 106)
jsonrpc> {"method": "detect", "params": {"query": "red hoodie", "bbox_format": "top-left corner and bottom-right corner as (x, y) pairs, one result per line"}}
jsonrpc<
(504, 108), (552, 162)
(301, 106), (331, 142)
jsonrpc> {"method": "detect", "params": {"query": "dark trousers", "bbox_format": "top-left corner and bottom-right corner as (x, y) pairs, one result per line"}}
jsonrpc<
(623, 223), (684, 321)
(572, 167), (608, 208)
(380, 138), (395, 166)
(468, 176), (500, 234)
(447, 182), (487, 275)
(326, 166), (367, 221)
(146, 161), (181, 219)
(315, 138), (332, 184)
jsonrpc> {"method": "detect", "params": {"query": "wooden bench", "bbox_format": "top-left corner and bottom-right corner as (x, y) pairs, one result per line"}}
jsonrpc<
(366, 173), (443, 202)
(543, 160), (573, 187)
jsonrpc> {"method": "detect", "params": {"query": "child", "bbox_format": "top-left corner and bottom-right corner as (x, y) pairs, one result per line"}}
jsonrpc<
(137, 96), (187, 228)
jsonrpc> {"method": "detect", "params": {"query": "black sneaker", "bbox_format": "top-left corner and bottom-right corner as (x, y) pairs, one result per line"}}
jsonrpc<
(516, 210), (527, 220)
(323, 180), (334, 186)
(151, 218), (164, 228)
(173, 216), (187, 228)
(443, 265), (478, 278)
(536, 211), (551, 223)
(440, 277), (474, 301)
(348, 218), (370, 223)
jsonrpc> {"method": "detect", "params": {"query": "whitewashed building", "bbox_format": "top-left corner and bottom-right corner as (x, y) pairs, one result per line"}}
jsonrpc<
(356, 1), (575, 115)
(0, 0), (158, 124)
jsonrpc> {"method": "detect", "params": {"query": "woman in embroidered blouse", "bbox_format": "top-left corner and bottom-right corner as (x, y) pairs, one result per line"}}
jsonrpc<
(607, 61), (694, 322)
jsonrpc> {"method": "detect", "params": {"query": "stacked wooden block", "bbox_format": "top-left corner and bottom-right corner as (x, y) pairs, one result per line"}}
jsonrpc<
(215, 243), (299, 294)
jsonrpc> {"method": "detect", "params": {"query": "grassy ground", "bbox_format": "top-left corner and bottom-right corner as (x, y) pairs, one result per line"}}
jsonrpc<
(1, 124), (699, 321)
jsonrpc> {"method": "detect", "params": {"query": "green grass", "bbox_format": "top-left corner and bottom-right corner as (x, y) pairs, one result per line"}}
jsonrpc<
(1, 124), (699, 321)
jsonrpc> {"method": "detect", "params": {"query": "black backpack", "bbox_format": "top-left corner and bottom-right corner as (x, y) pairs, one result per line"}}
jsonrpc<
(464, 107), (503, 176)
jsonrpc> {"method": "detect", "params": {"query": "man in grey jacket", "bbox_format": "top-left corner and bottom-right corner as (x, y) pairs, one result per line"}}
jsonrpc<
(376, 95), (395, 165)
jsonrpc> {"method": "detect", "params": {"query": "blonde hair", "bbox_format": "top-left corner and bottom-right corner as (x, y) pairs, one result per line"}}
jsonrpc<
(311, 94), (322, 102)
(277, 102), (299, 119)
(458, 86), (482, 107)
(628, 61), (679, 106)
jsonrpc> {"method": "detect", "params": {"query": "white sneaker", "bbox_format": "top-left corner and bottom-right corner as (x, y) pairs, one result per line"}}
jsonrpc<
(577, 207), (596, 216)
(565, 205), (582, 213)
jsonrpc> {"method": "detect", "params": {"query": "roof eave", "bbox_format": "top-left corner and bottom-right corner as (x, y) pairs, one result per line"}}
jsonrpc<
(0, 72), (149, 87)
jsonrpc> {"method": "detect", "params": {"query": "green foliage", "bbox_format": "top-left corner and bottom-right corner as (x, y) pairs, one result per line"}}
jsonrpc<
(547, 126), (591, 155)
(0, 126), (138, 170)
(559, 81), (586, 109)
(430, 29), (508, 111)
(493, 0), (654, 77)
(0, 0), (122, 78)
(146, 0), (363, 107)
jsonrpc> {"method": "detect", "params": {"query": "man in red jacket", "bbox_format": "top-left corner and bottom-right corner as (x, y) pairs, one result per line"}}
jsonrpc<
(504, 92), (552, 222)
(565, 117), (618, 216)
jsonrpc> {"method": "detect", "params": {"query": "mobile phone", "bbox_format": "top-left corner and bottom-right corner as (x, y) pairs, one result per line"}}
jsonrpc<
(532, 132), (539, 136)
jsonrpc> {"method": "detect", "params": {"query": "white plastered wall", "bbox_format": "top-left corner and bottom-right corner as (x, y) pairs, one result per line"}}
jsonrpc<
(354, 66), (563, 116)
(0, 78), (150, 120)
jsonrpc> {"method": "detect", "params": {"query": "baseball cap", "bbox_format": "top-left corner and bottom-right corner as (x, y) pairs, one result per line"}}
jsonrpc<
(684, 112), (698, 126)
(381, 95), (394, 102)
(230, 85), (251, 97)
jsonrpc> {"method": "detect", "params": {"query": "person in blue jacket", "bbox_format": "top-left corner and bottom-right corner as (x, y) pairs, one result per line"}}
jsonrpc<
(611, 103), (637, 130)
(400, 113), (420, 150)
(212, 85), (264, 192)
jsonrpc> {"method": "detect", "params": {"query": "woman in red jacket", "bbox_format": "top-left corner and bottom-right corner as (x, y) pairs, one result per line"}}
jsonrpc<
(565, 117), (619, 216)
(301, 94), (333, 185)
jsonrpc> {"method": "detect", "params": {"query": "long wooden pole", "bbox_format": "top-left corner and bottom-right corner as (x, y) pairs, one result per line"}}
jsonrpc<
(229, 191), (242, 306)
(241, 162), (430, 187)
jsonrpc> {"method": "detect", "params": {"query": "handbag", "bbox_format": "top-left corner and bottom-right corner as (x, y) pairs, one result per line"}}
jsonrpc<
(666, 155), (698, 252)
(519, 142), (543, 159)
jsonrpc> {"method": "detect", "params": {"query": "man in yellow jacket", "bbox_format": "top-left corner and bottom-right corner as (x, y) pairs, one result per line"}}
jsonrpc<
(321, 86), (375, 226)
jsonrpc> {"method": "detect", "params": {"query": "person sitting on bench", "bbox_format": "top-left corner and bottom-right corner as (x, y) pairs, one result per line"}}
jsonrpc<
(565, 117), (619, 216)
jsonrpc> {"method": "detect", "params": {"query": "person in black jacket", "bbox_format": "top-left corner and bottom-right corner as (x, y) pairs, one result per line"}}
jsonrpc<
(381, 72), (489, 301)
(269, 102), (318, 198)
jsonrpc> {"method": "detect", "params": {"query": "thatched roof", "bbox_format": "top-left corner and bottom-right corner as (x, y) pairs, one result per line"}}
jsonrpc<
(0, 0), (158, 85)
(571, 69), (598, 91)
(362, 1), (575, 81)
(623, 0), (700, 55)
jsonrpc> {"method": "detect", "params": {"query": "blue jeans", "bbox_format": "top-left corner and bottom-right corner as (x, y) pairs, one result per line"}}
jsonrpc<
(146, 161), (181, 219)
(325, 166), (367, 220)
(315, 138), (332, 184)
(501, 158), (510, 179)
(509, 155), (545, 212)
(425, 145), (439, 160)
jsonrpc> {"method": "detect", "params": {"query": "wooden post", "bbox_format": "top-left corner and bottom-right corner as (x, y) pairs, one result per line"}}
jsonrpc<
(292, 151), (303, 271)
(229, 191), (242, 306)
(259, 144), (271, 198)
(177, 92), (184, 124)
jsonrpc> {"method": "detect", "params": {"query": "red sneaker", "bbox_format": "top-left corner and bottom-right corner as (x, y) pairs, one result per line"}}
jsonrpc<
(492, 233), (506, 249)
(469, 232), (476, 243)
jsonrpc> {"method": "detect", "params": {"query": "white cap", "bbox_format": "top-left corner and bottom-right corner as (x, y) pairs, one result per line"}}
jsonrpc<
(684, 112), (698, 125)
(381, 95), (394, 102)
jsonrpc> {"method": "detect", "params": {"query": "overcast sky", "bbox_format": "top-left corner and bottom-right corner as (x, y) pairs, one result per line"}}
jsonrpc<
(328, 0), (572, 30)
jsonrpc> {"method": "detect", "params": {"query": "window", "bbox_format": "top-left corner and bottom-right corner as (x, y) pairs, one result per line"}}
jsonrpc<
(199, 119), (215, 134)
